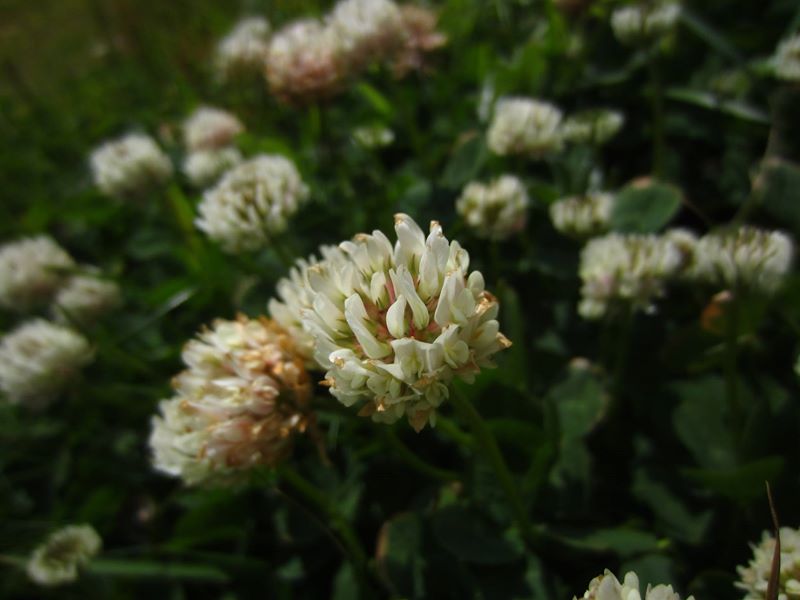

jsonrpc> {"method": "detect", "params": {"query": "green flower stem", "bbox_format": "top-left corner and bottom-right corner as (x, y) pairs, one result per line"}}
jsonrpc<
(449, 387), (540, 549)
(270, 235), (296, 269)
(277, 465), (376, 596)
(165, 183), (203, 271)
(383, 428), (460, 482)
(724, 291), (743, 438)
(647, 50), (666, 178)
(435, 415), (475, 448)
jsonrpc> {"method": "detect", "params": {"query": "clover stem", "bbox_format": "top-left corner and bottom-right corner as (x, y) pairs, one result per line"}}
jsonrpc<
(383, 427), (460, 482)
(647, 48), (666, 178)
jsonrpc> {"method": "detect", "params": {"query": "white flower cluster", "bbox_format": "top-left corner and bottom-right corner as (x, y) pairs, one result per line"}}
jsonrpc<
(149, 316), (311, 486)
(214, 16), (272, 80)
(562, 109), (625, 146)
(328, 0), (404, 67)
(196, 154), (309, 253)
(390, 4), (447, 77)
(269, 214), (511, 431)
(574, 569), (694, 600)
(52, 272), (121, 326)
(488, 97), (564, 158)
(691, 226), (793, 294)
(0, 236), (74, 311)
(550, 192), (615, 239)
(456, 175), (529, 240)
(90, 133), (173, 199)
(611, 2), (681, 46)
(0, 319), (94, 408)
(353, 124), (395, 148)
(27, 524), (102, 587)
(773, 34), (800, 82)
(737, 526), (800, 600)
(578, 231), (695, 319)
(181, 106), (244, 187)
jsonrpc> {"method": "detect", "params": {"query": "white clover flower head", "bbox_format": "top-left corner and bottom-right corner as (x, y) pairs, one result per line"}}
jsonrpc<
(328, 0), (405, 68)
(772, 34), (800, 82)
(691, 226), (793, 294)
(578, 232), (687, 319)
(0, 236), (75, 311)
(149, 316), (312, 486)
(0, 319), (94, 408)
(574, 569), (694, 600)
(487, 97), (564, 158)
(51, 271), (121, 326)
(27, 524), (101, 587)
(562, 109), (625, 145)
(737, 527), (800, 600)
(611, 2), (681, 45)
(89, 133), (173, 199)
(266, 19), (349, 104)
(456, 175), (529, 240)
(284, 214), (510, 431)
(352, 125), (395, 149)
(215, 16), (271, 80)
(183, 147), (243, 188)
(196, 154), (309, 253)
(550, 192), (615, 239)
(183, 106), (244, 152)
(390, 4), (447, 77)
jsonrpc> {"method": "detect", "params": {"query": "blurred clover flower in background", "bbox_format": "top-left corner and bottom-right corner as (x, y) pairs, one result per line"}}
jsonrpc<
(89, 133), (173, 200)
(487, 97), (565, 158)
(456, 174), (529, 240)
(149, 316), (312, 486)
(51, 270), (121, 326)
(182, 106), (244, 153)
(549, 192), (615, 239)
(772, 33), (800, 81)
(26, 524), (102, 587)
(562, 109), (625, 146)
(214, 16), (271, 81)
(573, 569), (694, 599)
(0, 235), (75, 311)
(611, 2), (681, 46)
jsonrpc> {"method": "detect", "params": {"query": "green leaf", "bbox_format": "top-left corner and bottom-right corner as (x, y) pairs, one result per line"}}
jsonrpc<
(432, 505), (522, 565)
(439, 134), (487, 190)
(610, 181), (683, 233)
(355, 82), (394, 118)
(756, 159), (800, 234)
(683, 457), (785, 503)
(376, 513), (425, 598)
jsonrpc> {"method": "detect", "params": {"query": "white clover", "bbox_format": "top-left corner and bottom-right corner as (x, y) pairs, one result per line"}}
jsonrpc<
(196, 154), (309, 253)
(562, 109), (625, 145)
(89, 133), (173, 199)
(550, 192), (615, 239)
(266, 19), (348, 104)
(183, 106), (244, 152)
(214, 16), (271, 80)
(611, 2), (681, 46)
(456, 175), (529, 240)
(737, 527), (800, 600)
(352, 125), (395, 149)
(691, 226), (793, 294)
(772, 34), (800, 82)
(578, 232), (692, 319)
(149, 316), (311, 486)
(574, 569), (694, 600)
(390, 4), (447, 77)
(487, 97), (564, 158)
(0, 319), (93, 408)
(328, 0), (404, 67)
(0, 236), (75, 311)
(27, 524), (101, 587)
(183, 147), (243, 188)
(271, 214), (511, 431)
(52, 271), (121, 326)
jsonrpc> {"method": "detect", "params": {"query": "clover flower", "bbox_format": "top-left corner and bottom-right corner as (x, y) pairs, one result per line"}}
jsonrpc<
(266, 19), (349, 104)
(691, 226), (793, 294)
(52, 272), (121, 326)
(183, 147), (243, 188)
(27, 524), (102, 587)
(772, 34), (800, 82)
(737, 527), (800, 600)
(328, 0), (405, 68)
(390, 4), (447, 76)
(195, 154), (309, 253)
(215, 16), (271, 80)
(183, 106), (244, 152)
(89, 133), (173, 199)
(271, 214), (510, 431)
(549, 192), (614, 239)
(0, 236), (75, 311)
(0, 319), (93, 408)
(611, 2), (681, 45)
(487, 97), (564, 158)
(574, 569), (694, 600)
(456, 175), (529, 240)
(578, 232), (691, 319)
(352, 125), (395, 148)
(562, 109), (625, 145)
(149, 316), (312, 486)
